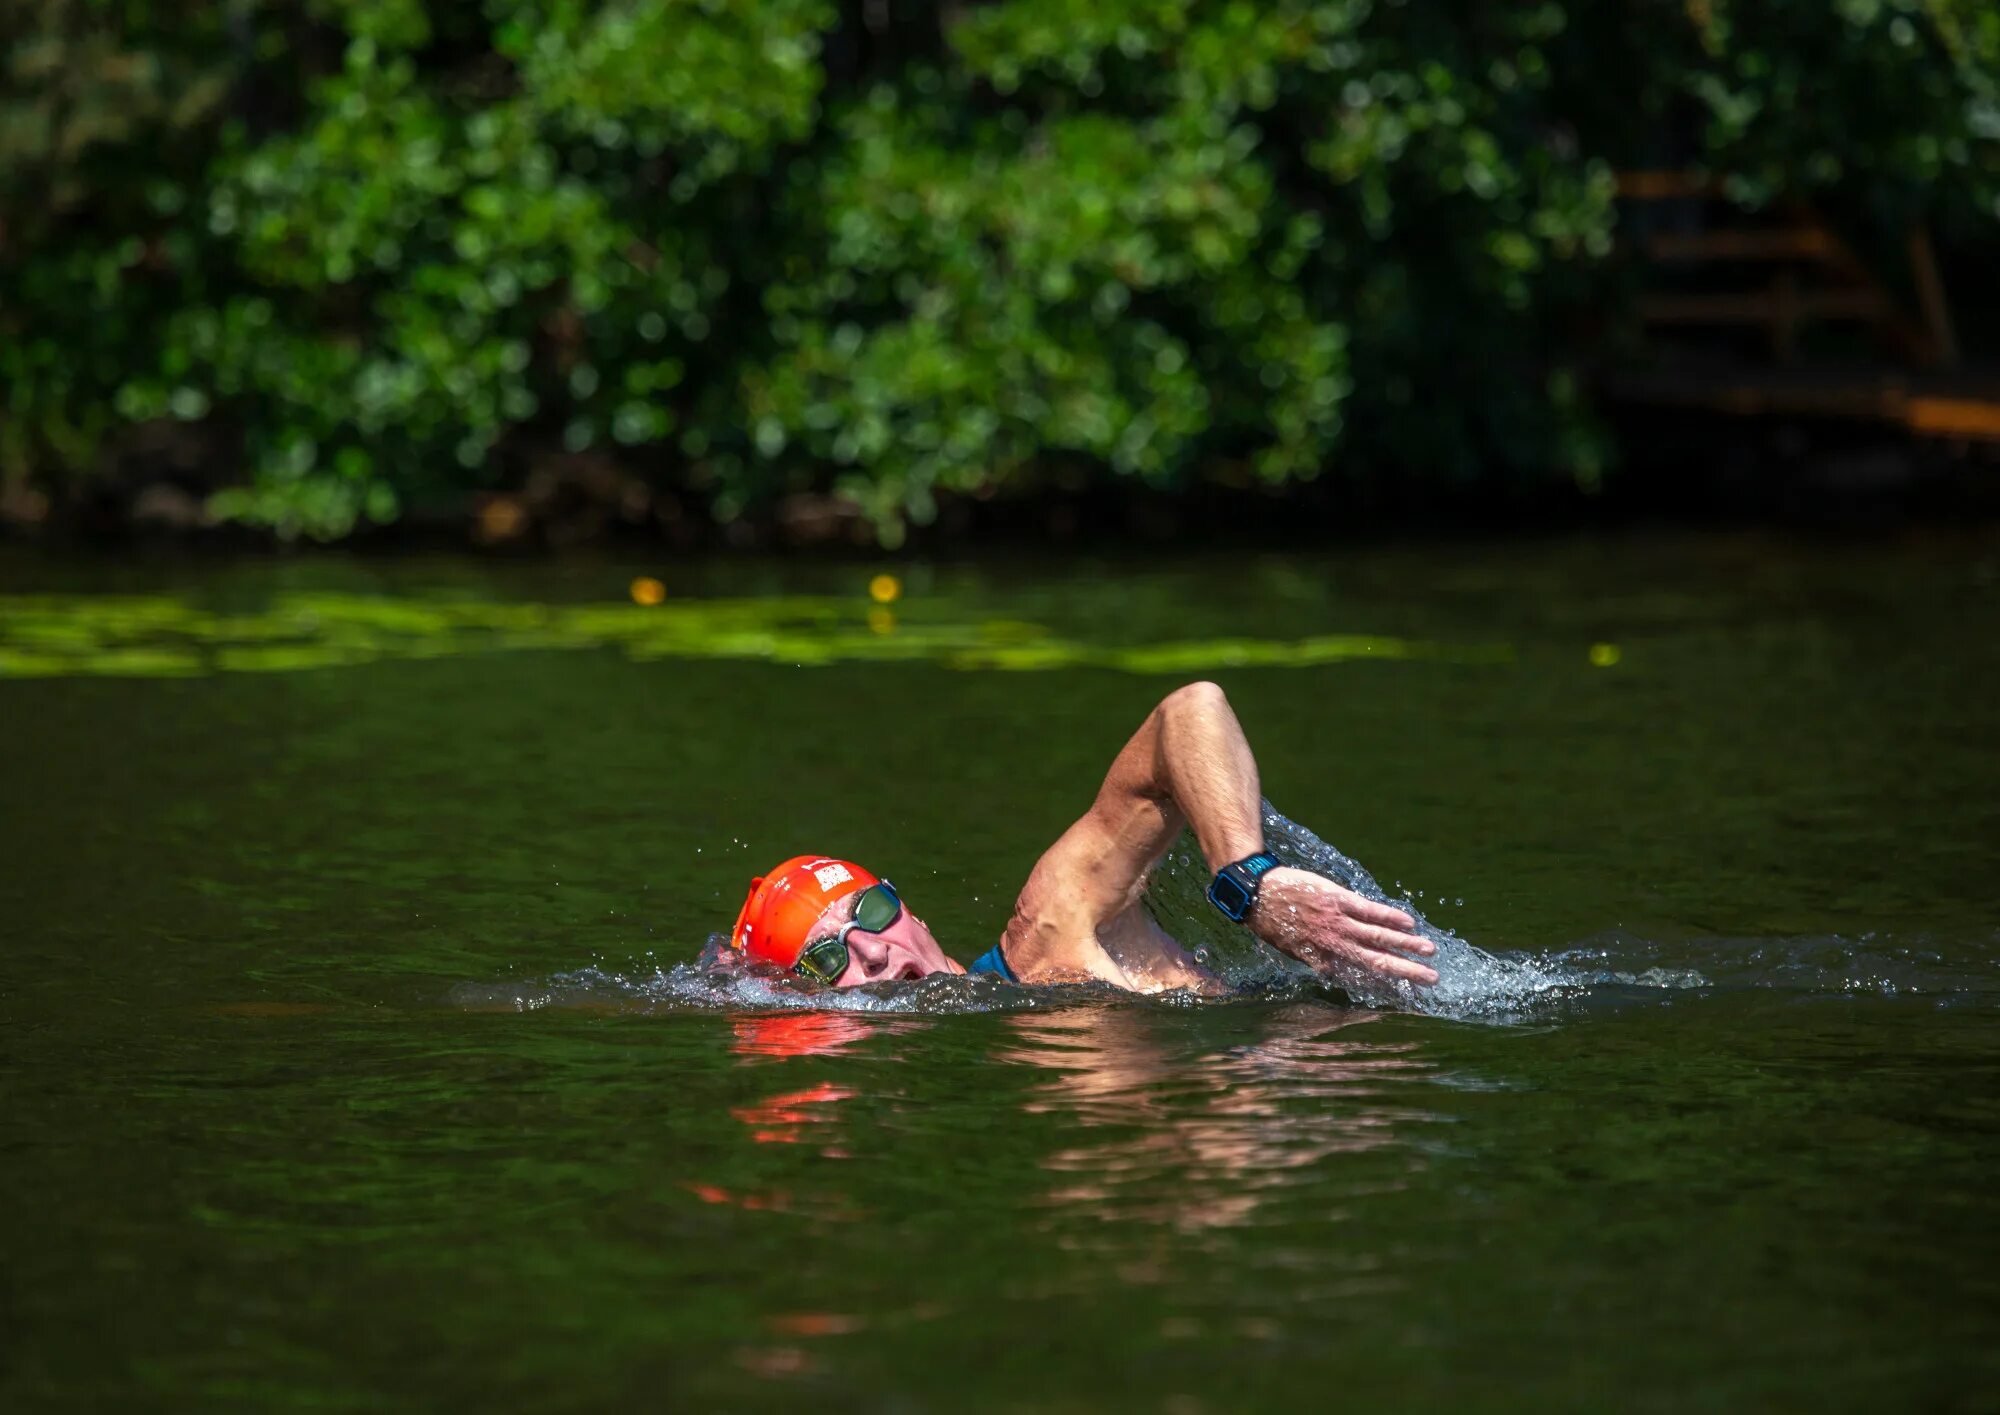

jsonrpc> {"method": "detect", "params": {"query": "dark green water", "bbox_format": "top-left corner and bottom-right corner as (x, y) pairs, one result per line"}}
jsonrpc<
(2, 532), (1997, 1411)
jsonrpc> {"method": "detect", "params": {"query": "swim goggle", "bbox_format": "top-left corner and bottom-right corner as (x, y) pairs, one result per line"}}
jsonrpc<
(794, 881), (904, 984)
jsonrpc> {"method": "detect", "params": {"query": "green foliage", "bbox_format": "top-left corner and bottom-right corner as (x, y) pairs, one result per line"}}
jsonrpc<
(1648, 0), (1999, 225)
(1, 0), (1994, 540)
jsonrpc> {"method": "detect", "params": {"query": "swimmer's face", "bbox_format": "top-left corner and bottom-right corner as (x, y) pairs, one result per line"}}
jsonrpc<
(806, 888), (963, 986)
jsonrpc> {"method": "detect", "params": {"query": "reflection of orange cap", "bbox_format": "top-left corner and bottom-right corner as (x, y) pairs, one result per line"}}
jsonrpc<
(731, 856), (879, 969)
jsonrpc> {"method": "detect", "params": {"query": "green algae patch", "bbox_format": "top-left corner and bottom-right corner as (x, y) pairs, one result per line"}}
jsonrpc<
(0, 591), (1504, 680)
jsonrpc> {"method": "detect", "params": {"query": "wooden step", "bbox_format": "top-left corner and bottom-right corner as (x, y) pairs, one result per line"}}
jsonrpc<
(1638, 289), (1892, 326)
(1616, 170), (1719, 200)
(1644, 229), (1837, 262)
(1606, 369), (2000, 442)
(1906, 397), (2000, 439)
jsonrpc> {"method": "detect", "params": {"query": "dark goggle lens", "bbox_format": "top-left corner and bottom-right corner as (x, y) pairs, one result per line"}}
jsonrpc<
(850, 882), (902, 934)
(795, 936), (849, 984)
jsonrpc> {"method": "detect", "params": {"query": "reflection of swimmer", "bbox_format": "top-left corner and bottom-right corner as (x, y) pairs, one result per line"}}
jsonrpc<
(728, 683), (1437, 995)
(1005, 1004), (1429, 1230)
(729, 1011), (876, 1060)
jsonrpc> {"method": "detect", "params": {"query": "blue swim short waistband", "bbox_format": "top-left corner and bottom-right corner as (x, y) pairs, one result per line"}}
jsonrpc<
(966, 942), (1017, 983)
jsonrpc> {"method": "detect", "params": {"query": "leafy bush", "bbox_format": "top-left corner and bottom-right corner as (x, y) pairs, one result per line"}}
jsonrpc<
(1, 0), (1993, 540)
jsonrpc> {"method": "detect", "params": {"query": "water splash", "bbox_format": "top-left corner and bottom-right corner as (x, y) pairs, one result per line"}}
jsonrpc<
(1543, 930), (2000, 1004)
(452, 804), (1995, 1024)
(1141, 802), (1603, 1022)
(447, 936), (1058, 1017)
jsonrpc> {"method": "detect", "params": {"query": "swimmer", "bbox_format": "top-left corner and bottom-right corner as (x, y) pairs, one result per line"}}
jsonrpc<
(729, 681), (1439, 993)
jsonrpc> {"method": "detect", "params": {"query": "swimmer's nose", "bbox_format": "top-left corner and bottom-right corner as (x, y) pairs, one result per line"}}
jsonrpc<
(846, 931), (900, 980)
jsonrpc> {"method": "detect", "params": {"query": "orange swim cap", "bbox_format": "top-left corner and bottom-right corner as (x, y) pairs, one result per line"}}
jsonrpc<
(731, 856), (880, 970)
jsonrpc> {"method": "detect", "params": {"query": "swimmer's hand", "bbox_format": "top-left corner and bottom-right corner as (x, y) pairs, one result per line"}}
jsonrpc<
(1249, 867), (1440, 986)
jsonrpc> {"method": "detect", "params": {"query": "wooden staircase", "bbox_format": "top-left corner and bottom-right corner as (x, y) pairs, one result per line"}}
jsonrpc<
(1607, 171), (1996, 443)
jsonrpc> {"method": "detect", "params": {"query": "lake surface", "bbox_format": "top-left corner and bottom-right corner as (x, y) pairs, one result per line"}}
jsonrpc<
(2, 531), (1996, 1411)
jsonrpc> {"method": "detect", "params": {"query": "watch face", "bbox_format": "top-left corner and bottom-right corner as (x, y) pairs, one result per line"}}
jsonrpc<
(1209, 874), (1253, 920)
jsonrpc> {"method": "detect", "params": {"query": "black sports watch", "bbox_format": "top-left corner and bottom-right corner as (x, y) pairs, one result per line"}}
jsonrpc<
(1206, 851), (1282, 923)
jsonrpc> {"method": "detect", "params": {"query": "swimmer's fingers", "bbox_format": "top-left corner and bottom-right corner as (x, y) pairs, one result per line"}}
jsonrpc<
(1310, 929), (1438, 986)
(1344, 947), (1440, 986)
(1349, 921), (1436, 959)
(1344, 895), (1419, 933)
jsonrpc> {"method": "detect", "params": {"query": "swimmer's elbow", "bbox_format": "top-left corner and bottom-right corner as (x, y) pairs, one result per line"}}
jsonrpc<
(1159, 680), (1228, 717)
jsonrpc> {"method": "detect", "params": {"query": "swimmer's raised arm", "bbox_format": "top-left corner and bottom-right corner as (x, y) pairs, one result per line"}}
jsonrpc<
(1004, 681), (1438, 985)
